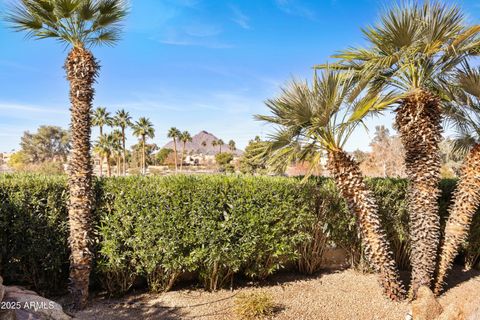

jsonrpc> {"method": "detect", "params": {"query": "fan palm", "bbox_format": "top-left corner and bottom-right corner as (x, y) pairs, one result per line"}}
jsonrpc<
(212, 139), (218, 153)
(434, 65), (480, 294)
(132, 118), (155, 175)
(113, 109), (132, 175)
(217, 139), (224, 153)
(92, 107), (112, 176)
(228, 140), (236, 152)
(94, 133), (120, 177)
(179, 131), (192, 171)
(5, 0), (128, 308)
(111, 129), (123, 176)
(319, 1), (480, 296)
(256, 69), (405, 301)
(168, 127), (181, 172)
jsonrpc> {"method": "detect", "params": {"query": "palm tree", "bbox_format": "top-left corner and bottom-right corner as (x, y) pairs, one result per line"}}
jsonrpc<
(132, 118), (155, 175)
(94, 133), (120, 177)
(217, 139), (224, 153)
(211, 139), (218, 154)
(434, 65), (480, 294)
(257, 69), (404, 301)
(228, 140), (236, 152)
(113, 109), (132, 175)
(111, 129), (123, 176)
(92, 107), (113, 176)
(6, 0), (128, 308)
(320, 2), (480, 296)
(168, 127), (181, 172)
(180, 131), (192, 171)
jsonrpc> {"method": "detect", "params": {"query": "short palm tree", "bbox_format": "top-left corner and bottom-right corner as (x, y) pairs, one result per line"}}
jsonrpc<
(434, 65), (480, 294)
(94, 133), (120, 177)
(133, 118), (155, 175)
(6, 0), (128, 308)
(320, 1), (480, 296)
(113, 109), (132, 175)
(257, 69), (405, 301)
(180, 131), (192, 171)
(111, 129), (123, 176)
(92, 107), (113, 176)
(228, 140), (236, 152)
(168, 127), (181, 172)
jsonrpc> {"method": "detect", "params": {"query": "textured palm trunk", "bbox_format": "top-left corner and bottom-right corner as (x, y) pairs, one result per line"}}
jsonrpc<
(328, 149), (405, 301)
(173, 138), (178, 173)
(434, 144), (480, 295)
(65, 46), (98, 309)
(98, 127), (103, 177)
(395, 89), (442, 297)
(122, 128), (126, 175)
(142, 136), (146, 175)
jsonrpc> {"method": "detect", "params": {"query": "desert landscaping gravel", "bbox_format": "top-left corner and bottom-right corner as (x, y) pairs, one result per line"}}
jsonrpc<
(75, 267), (480, 320)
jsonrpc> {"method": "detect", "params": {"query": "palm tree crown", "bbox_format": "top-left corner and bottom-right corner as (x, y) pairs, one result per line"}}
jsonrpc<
(6, 0), (128, 48)
(167, 127), (181, 139)
(132, 117), (155, 140)
(113, 109), (132, 130)
(180, 131), (192, 144)
(92, 107), (112, 133)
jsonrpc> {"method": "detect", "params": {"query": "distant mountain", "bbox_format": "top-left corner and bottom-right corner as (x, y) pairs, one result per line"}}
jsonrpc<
(162, 131), (243, 156)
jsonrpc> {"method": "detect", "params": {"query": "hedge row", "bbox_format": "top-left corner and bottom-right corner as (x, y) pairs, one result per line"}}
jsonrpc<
(0, 174), (478, 296)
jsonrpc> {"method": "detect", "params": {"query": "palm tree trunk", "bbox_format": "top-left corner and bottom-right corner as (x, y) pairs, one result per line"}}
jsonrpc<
(65, 46), (98, 309)
(173, 138), (178, 173)
(181, 142), (186, 171)
(328, 149), (405, 301)
(122, 127), (126, 176)
(107, 156), (111, 177)
(434, 144), (480, 295)
(395, 89), (442, 297)
(142, 136), (146, 175)
(99, 126), (103, 177)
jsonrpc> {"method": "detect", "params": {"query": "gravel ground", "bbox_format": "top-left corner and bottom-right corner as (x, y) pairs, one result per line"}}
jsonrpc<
(74, 267), (480, 320)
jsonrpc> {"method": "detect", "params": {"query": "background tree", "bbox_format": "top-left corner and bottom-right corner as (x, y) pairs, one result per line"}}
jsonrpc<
(167, 127), (181, 172)
(130, 143), (158, 170)
(111, 129), (123, 175)
(180, 131), (192, 171)
(257, 70), (405, 301)
(228, 140), (236, 152)
(94, 133), (119, 177)
(215, 152), (234, 173)
(323, 2), (480, 295)
(239, 137), (269, 175)
(217, 139), (225, 153)
(132, 118), (155, 175)
(92, 107), (112, 177)
(6, 0), (128, 308)
(113, 109), (132, 175)
(156, 148), (173, 165)
(20, 125), (70, 163)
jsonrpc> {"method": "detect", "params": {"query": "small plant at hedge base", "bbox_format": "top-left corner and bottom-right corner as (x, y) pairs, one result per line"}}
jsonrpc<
(234, 291), (275, 320)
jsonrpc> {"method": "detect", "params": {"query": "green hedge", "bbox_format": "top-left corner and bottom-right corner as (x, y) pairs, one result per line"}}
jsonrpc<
(0, 174), (478, 296)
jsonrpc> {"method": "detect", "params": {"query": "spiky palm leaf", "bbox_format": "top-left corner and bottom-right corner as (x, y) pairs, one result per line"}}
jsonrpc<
(256, 69), (405, 301)
(6, 0), (128, 309)
(317, 1), (480, 296)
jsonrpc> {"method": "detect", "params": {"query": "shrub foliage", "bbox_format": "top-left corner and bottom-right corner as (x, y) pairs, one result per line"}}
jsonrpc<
(0, 174), (478, 295)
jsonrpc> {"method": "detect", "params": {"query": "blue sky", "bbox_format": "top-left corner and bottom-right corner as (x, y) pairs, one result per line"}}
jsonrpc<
(1, 0), (479, 152)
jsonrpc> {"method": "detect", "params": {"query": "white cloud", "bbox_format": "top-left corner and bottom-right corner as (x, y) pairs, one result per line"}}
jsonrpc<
(274, 0), (316, 20)
(230, 5), (251, 30)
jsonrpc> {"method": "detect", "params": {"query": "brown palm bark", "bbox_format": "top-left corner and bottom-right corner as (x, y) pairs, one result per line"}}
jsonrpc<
(65, 46), (98, 309)
(395, 89), (442, 297)
(328, 149), (405, 301)
(434, 144), (480, 295)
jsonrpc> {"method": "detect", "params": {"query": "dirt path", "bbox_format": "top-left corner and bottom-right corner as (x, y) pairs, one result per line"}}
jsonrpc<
(74, 268), (480, 320)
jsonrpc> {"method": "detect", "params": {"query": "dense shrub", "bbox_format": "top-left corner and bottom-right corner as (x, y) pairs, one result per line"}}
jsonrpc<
(0, 174), (479, 296)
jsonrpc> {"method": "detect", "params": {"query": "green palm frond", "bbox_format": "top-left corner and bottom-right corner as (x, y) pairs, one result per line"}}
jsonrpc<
(5, 0), (129, 48)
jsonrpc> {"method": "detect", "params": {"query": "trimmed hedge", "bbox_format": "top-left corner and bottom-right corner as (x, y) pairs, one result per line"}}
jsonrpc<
(0, 174), (479, 296)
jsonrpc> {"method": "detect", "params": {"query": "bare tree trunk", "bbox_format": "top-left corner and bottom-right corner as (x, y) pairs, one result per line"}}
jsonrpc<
(65, 45), (98, 309)
(107, 156), (111, 177)
(122, 127), (126, 176)
(181, 142), (186, 171)
(328, 149), (405, 301)
(142, 136), (146, 175)
(98, 126), (103, 177)
(173, 138), (178, 173)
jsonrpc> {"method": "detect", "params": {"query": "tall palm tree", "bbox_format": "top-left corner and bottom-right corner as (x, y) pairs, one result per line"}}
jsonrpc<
(6, 0), (128, 308)
(434, 65), (480, 294)
(111, 129), (123, 176)
(132, 118), (155, 175)
(320, 2), (480, 296)
(179, 131), (192, 171)
(94, 133), (120, 177)
(217, 139), (224, 153)
(228, 140), (236, 152)
(92, 107), (112, 176)
(211, 139), (218, 154)
(257, 69), (405, 301)
(113, 109), (132, 175)
(168, 127), (181, 172)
